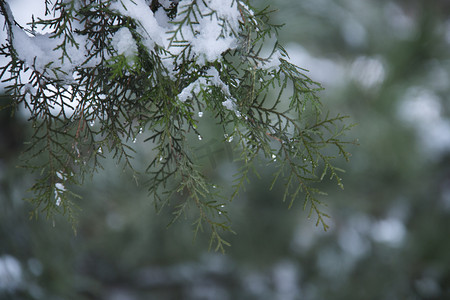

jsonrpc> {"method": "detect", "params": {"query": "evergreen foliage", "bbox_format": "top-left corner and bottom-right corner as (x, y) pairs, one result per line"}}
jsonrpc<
(0, 0), (352, 250)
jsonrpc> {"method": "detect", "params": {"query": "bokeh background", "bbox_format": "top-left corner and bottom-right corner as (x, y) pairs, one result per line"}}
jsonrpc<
(1, 0), (450, 299)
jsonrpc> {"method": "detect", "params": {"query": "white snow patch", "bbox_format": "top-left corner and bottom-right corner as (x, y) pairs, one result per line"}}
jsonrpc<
(206, 68), (231, 94)
(111, 27), (138, 64)
(12, 26), (94, 81)
(1, 0), (256, 118)
(178, 77), (208, 102)
(110, 0), (165, 50)
(222, 98), (236, 110)
(177, 67), (241, 115)
(176, 0), (242, 65)
(154, 7), (171, 28)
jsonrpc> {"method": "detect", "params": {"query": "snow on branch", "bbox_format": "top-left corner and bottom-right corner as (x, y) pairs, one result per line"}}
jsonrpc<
(0, 0), (354, 250)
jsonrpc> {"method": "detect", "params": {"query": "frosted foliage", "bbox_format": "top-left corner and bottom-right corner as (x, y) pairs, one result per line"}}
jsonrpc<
(110, 0), (165, 50)
(177, 67), (239, 115)
(109, 0), (241, 65)
(206, 68), (231, 94)
(7, 0), (244, 82)
(208, 0), (241, 25)
(11, 27), (97, 81)
(177, 0), (242, 65)
(178, 77), (208, 102)
(0, 0), (354, 249)
(192, 19), (234, 63)
(222, 98), (237, 111)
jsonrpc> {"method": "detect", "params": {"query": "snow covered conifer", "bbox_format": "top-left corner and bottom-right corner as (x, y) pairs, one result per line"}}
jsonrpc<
(0, 0), (353, 251)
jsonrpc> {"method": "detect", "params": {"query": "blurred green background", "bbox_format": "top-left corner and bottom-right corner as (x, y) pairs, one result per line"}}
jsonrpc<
(1, 0), (450, 299)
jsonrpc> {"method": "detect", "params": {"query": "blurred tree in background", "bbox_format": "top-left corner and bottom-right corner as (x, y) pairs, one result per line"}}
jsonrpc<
(1, 0), (450, 299)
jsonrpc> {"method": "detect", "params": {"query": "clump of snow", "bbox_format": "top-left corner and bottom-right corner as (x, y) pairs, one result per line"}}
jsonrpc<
(208, 0), (241, 27)
(178, 68), (230, 102)
(56, 171), (66, 180)
(54, 183), (66, 206)
(178, 77), (208, 103)
(154, 7), (171, 28)
(159, 0), (173, 9)
(110, 0), (165, 51)
(206, 67), (241, 117)
(206, 68), (231, 94)
(191, 19), (235, 64)
(111, 27), (138, 64)
(222, 98), (237, 111)
(221, 95), (241, 117)
(8, 0), (247, 78)
(3, 0), (256, 118)
(107, 0), (246, 72)
(177, 67), (241, 116)
(176, 0), (242, 65)
(54, 171), (67, 206)
(11, 26), (95, 81)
